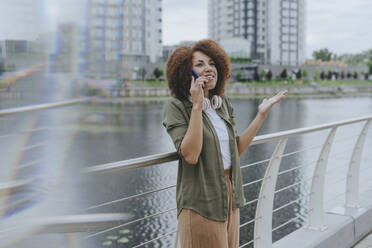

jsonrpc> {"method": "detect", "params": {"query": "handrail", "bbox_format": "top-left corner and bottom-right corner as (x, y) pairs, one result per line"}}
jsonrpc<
(0, 177), (40, 193)
(83, 152), (179, 174)
(84, 114), (372, 174)
(0, 98), (90, 115)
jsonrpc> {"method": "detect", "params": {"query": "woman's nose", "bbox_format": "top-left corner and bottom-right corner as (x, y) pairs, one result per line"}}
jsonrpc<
(204, 64), (213, 71)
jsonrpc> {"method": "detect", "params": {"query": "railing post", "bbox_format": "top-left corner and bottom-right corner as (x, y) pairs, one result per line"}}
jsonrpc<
(345, 120), (371, 208)
(254, 138), (288, 248)
(307, 127), (337, 231)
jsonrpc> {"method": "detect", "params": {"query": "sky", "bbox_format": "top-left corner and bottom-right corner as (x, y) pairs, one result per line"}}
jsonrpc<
(1, 0), (371, 59)
(162, 0), (372, 58)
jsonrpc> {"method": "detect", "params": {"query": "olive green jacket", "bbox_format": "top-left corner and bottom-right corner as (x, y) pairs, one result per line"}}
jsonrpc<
(162, 96), (245, 221)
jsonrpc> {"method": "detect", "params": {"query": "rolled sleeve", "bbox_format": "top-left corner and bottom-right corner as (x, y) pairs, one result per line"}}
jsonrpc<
(162, 100), (198, 166)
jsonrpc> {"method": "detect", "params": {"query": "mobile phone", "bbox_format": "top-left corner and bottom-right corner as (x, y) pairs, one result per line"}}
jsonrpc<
(192, 69), (199, 79)
(192, 70), (205, 89)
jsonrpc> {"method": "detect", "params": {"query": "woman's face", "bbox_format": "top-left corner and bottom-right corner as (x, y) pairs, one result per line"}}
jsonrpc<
(192, 51), (218, 91)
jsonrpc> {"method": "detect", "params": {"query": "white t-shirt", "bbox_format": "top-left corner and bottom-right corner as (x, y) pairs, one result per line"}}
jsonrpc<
(204, 107), (232, 170)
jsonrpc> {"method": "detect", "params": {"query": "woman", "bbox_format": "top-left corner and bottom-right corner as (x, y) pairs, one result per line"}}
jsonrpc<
(162, 39), (286, 248)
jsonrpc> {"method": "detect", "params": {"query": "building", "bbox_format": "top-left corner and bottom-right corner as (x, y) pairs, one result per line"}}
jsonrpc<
(162, 41), (196, 62)
(85, 0), (163, 79)
(0, 40), (36, 58)
(49, 23), (83, 73)
(208, 0), (306, 66)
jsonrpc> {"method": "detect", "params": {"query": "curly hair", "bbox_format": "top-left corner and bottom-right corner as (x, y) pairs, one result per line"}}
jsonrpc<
(166, 39), (231, 101)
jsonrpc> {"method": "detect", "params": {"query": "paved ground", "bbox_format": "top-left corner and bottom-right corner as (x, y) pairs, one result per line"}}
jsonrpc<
(354, 232), (372, 248)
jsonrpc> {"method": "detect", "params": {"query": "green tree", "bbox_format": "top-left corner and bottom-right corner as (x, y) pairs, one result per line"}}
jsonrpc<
(313, 48), (333, 61)
(368, 59), (372, 74)
(235, 69), (242, 81)
(313, 69), (320, 81)
(280, 68), (288, 80)
(266, 70), (273, 81)
(138, 68), (146, 81)
(302, 69), (308, 79)
(0, 62), (4, 75)
(260, 70), (267, 81)
(153, 67), (163, 80)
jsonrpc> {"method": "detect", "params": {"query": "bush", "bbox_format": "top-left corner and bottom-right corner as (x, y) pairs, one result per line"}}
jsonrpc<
(230, 57), (252, 63)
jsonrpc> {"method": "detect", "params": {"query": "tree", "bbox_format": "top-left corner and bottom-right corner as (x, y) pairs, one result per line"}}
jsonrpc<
(314, 69), (320, 81)
(266, 70), (273, 81)
(340, 71), (345, 80)
(333, 71), (339, 80)
(296, 69), (302, 80)
(368, 58), (372, 74)
(312, 48), (333, 61)
(326, 70), (332, 80)
(346, 72), (352, 79)
(280, 68), (288, 80)
(260, 70), (267, 81)
(235, 69), (242, 81)
(0, 62), (4, 76)
(320, 71), (326, 80)
(139, 68), (146, 81)
(153, 67), (163, 80)
(302, 69), (308, 79)
(253, 69), (260, 81)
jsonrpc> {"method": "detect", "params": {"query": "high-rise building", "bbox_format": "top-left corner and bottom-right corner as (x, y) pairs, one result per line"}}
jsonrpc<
(85, 0), (162, 79)
(208, 0), (306, 66)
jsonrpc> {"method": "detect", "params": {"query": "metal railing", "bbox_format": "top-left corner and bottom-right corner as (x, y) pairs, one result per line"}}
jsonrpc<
(1, 99), (372, 248)
(80, 114), (372, 248)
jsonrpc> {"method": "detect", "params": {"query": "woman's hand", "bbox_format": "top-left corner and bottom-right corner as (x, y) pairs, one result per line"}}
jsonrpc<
(190, 76), (207, 110)
(258, 90), (288, 119)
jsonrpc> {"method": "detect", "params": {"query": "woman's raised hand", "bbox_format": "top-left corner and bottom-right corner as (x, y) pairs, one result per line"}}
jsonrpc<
(258, 90), (288, 118)
(190, 76), (206, 110)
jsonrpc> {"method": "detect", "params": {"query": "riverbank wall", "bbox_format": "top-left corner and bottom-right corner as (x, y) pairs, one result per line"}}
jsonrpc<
(108, 84), (372, 99)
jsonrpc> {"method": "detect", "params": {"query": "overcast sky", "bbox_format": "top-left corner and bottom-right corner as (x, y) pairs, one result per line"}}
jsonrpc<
(163, 0), (372, 58)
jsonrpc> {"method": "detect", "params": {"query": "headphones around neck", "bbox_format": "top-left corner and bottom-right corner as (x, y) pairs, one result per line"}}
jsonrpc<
(189, 95), (223, 110)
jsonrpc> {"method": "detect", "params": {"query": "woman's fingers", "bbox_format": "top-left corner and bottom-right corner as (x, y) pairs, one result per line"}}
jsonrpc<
(270, 90), (288, 104)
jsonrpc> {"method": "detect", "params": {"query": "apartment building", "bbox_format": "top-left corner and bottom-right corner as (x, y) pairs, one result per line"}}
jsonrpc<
(86, 0), (162, 79)
(208, 0), (305, 66)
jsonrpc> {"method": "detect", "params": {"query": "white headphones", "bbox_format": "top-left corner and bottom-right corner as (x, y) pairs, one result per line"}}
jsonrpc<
(189, 95), (223, 110)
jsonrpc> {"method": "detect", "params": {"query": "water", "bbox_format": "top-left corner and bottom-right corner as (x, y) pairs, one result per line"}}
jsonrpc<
(1, 88), (372, 247)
